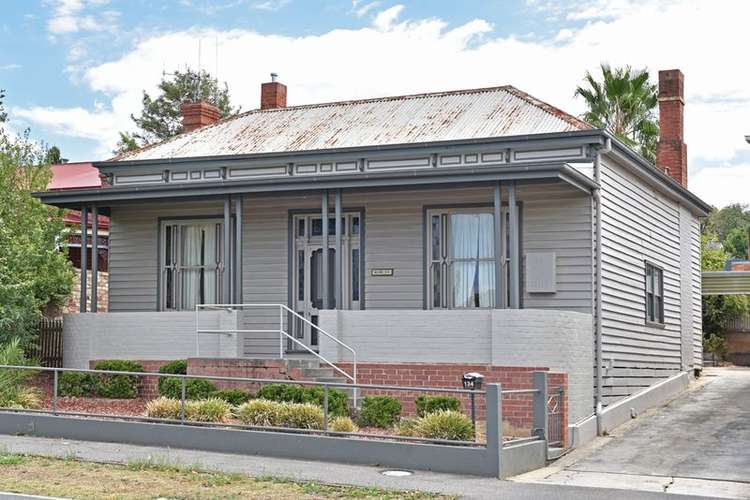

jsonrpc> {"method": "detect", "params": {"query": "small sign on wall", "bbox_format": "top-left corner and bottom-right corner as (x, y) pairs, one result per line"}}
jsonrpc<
(370, 268), (394, 277)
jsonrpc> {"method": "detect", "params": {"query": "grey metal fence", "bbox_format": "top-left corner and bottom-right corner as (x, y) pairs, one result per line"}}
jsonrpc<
(0, 364), (556, 477)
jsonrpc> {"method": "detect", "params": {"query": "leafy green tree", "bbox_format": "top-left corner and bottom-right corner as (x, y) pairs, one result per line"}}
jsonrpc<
(115, 69), (237, 155)
(0, 88), (6, 123)
(575, 63), (659, 162)
(44, 146), (62, 165)
(724, 226), (749, 260)
(704, 204), (750, 243)
(0, 128), (73, 346)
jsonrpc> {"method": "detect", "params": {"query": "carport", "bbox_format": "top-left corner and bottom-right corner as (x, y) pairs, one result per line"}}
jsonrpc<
(702, 271), (750, 295)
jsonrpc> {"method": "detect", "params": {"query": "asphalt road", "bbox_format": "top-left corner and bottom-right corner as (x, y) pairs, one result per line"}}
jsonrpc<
(519, 367), (750, 498)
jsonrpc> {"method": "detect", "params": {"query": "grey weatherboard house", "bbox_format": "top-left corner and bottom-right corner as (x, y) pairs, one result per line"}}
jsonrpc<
(38, 69), (709, 442)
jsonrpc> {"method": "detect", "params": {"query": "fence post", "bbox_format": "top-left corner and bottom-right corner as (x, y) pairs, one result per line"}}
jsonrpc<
(485, 383), (502, 479)
(532, 371), (548, 442)
(323, 385), (329, 432)
(180, 377), (187, 423)
(52, 369), (58, 415)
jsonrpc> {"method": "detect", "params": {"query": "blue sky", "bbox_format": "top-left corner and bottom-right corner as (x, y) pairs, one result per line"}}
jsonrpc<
(1, 0), (749, 206)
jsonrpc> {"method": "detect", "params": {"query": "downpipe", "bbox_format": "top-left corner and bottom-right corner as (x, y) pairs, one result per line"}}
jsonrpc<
(594, 137), (611, 436)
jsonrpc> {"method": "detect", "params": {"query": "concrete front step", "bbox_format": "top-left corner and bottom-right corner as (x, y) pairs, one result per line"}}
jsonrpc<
(299, 367), (336, 378)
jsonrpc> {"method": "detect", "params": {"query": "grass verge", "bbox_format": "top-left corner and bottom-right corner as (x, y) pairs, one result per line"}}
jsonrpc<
(0, 452), (451, 499)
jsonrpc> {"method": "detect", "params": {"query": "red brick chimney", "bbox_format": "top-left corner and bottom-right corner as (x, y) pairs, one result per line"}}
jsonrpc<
(180, 101), (221, 133)
(260, 73), (287, 110)
(656, 69), (687, 187)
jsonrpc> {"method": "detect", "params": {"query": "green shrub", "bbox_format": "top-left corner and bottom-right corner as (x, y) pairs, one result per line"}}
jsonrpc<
(157, 360), (187, 394)
(704, 334), (728, 360)
(357, 396), (401, 428)
(396, 417), (419, 437)
(146, 397), (181, 420)
(413, 410), (473, 441)
(236, 399), (283, 427)
(159, 377), (217, 400)
(256, 383), (349, 417)
(58, 371), (96, 397)
(329, 416), (358, 433)
(304, 386), (350, 417)
(213, 388), (252, 406)
(93, 360), (144, 399)
(0, 339), (41, 406)
(236, 399), (324, 429)
(278, 403), (324, 429)
(415, 395), (461, 417)
(0, 387), (43, 409)
(256, 383), (304, 402)
(185, 398), (231, 422)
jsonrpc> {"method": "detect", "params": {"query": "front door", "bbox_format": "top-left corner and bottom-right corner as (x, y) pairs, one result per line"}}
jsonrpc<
(293, 213), (362, 350)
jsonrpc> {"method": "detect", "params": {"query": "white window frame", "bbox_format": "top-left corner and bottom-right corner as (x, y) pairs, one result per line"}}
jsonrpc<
(159, 218), (226, 311)
(426, 207), (500, 310)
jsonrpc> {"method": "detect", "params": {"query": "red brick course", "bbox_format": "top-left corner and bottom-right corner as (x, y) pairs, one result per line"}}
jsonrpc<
(337, 362), (568, 443)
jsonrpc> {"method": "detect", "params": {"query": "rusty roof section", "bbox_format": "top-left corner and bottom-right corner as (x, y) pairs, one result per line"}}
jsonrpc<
(113, 85), (592, 162)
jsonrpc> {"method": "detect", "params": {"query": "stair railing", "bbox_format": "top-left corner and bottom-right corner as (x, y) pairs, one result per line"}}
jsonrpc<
(195, 303), (358, 403)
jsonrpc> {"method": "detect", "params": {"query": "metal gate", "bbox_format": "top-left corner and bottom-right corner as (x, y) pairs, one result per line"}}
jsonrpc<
(547, 387), (564, 447)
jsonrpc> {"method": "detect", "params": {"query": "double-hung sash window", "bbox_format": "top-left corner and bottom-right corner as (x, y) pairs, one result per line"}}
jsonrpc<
(161, 219), (225, 311)
(428, 209), (496, 309)
(645, 262), (664, 324)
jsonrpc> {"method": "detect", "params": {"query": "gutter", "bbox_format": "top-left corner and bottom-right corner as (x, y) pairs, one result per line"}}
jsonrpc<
(594, 137), (611, 436)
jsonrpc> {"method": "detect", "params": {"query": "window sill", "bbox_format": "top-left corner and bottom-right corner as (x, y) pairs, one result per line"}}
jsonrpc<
(645, 320), (666, 329)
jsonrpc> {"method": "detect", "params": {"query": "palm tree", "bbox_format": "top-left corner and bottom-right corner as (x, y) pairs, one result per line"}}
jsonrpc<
(575, 64), (659, 163)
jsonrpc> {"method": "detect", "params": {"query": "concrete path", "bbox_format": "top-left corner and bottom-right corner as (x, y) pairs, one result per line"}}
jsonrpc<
(516, 367), (750, 499)
(0, 434), (703, 500)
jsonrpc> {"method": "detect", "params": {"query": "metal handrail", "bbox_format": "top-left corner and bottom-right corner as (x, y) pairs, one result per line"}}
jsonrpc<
(195, 303), (358, 402)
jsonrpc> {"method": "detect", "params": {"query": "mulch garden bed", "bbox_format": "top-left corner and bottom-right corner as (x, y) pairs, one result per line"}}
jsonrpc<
(39, 396), (149, 417)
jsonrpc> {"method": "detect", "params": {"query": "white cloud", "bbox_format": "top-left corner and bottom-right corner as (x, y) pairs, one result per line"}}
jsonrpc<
(351, 0), (380, 17)
(372, 5), (404, 31)
(46, 0), (118, 35)
(250, 0), (290, 11)
(16, 1), (750, 206)
(692, 163), (750, 209)
(0, 63), (21, 71)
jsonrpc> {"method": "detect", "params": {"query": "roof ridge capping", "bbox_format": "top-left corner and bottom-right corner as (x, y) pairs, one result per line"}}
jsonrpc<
(111, 84), (591, 161)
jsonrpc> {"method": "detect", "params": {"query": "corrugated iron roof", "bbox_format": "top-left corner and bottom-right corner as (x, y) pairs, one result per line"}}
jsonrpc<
(114, 85), (591, 162)
(48, 162), (102, 189)
(702, 271), (750, 295)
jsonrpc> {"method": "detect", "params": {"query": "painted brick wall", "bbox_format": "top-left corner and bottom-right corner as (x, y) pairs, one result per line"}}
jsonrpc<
(63, 311), (241, 369)
(320, 309), (591, 423)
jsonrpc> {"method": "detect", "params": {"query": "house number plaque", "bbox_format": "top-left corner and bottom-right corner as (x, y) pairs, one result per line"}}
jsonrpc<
(370, 268), (394, 277)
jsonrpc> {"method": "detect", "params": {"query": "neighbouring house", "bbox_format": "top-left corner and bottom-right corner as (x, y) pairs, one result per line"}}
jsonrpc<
(36, 69), (709, 442)
(48, 162), (110, 314)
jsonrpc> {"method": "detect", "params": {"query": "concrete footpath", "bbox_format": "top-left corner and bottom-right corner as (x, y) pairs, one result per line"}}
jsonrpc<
(0, 434), (703, 500)
(515, 367), (750, 499)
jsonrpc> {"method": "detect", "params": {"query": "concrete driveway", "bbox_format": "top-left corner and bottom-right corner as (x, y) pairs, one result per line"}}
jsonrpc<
(516, 367), (750, 498)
